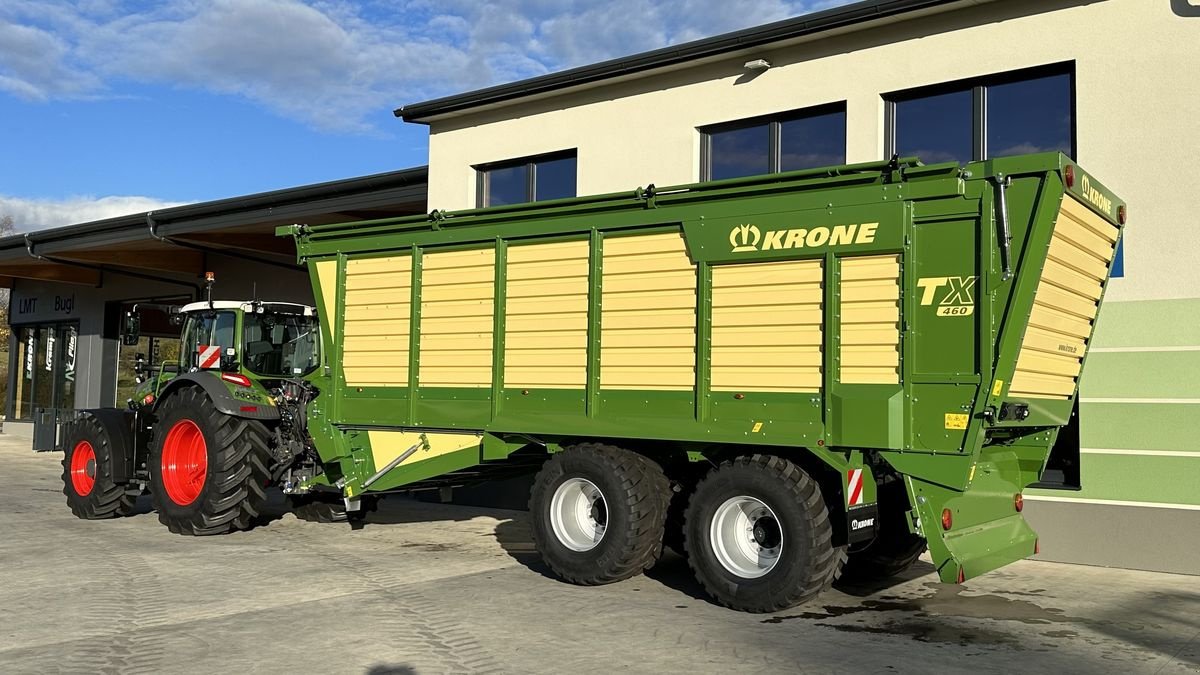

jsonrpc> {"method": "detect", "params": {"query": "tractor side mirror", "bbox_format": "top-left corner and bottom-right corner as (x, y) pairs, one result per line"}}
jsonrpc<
(121, 312), (141, 346)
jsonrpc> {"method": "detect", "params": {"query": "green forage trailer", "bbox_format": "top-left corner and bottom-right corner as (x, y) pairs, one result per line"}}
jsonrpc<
(61, 152), (1126, 613)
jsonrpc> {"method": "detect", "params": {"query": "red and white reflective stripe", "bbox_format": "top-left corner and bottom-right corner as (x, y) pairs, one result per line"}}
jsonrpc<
(847, 468), (864, 506)
(197, 345), (221, 369)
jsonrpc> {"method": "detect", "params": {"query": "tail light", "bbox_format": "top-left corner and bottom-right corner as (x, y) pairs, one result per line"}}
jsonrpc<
(1034, 539), (1040, 555)
(1014, 493), (1024, 512)
(1064, 165), (1075, 188)
(956, 567), (966, 584)
(1118, 204), (1127, 225)
(221, 373), (252, 387)
(941, 508), (953, 531)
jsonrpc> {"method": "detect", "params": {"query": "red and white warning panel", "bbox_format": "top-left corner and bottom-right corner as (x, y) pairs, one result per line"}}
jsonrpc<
(197, 345), (221, 369)
(847, 468), (864, 506)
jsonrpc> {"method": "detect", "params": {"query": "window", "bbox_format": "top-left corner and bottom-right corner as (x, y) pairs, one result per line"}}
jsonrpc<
(885, 63), (1075, 164)
(701, 103), (847, 181)
(476, 151), (577, 207)
(883, 63), (1115, 276)
(8, 322), (79, 420)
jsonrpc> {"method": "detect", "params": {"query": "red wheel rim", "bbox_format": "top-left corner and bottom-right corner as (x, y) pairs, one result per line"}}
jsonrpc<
(161, 419), (208, 506)
(70, 441), (97, 496)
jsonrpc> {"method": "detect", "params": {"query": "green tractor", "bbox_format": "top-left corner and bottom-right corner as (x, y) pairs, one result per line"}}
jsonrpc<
(60, 274), (342, 532)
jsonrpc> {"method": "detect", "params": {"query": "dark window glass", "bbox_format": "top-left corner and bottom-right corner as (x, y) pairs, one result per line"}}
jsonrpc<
(780, 110), (847, 171)
(708, 123), (771, 180)
(894, 89), (973, 165)
(987, 72), (1072, 158)
(479, 152), (577, 207)
(534, 155), (576, 201)
(483, 164), (527, 206)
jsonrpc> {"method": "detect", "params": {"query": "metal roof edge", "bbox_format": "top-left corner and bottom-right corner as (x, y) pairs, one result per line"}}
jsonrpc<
(0, 165), (428, 253)
(396, 0), (963, 123)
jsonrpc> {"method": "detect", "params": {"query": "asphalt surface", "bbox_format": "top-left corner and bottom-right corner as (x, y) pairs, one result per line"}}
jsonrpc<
(1, 436), (1197, 675)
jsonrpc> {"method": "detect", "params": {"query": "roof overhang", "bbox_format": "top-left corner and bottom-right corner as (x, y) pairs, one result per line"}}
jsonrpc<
(0, 166), (428, 290)
(396, 0), (990, 124)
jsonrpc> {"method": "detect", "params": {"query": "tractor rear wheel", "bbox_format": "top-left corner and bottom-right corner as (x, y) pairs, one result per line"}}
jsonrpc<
(288, 493), (377, 523)
(61, 415), (136, 519)
(529, 443), (670, 585)
(149, 386), (273, 535)
(684, 455), (838, 613)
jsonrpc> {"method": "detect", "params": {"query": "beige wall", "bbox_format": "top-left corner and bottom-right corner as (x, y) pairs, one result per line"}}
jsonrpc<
(423, 0), (1200, 302)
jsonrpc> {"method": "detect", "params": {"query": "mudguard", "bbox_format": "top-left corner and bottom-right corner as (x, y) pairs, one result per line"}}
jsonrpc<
(155, 372), (280, 422)
(72, 408), (138, 483)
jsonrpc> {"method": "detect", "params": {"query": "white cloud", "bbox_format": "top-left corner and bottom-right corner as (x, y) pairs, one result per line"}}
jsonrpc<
(0, 195), (190, 232)
(0, 0), (852, 132)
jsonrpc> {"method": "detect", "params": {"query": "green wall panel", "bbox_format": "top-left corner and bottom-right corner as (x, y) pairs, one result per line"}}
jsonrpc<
(1080, 351), (1200, 398)
(1091, 298), (1200, 348)
(1079, 402), (1200, 452)
(1030, 452), (1200, 506)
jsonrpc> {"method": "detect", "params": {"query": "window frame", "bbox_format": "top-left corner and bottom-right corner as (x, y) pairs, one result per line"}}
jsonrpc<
(699, 101), (848, 181)
(883, 61), (1077, 162)
(475, 149), (578, 208)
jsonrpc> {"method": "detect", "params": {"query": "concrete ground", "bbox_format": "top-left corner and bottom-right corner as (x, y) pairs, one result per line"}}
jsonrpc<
(1, 437), (1197, 675)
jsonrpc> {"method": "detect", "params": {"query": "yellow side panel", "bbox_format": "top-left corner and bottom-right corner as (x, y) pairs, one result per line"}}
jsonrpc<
(1011, 196), (1117, 399)
(601, 232), (696, 391)
(315, 260), (338, 325)
(505, 239), (590, 389)
(419, 247), (495, 388)
(710, 259), (823, 393)
(839, 255), (901, 385)
(368, 430), (482, 469)
(342, 255), (412, 387)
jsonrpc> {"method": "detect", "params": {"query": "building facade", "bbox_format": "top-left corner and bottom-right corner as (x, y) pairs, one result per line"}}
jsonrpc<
(2, 168), (427, 439)
(399, 0), (1200, 574)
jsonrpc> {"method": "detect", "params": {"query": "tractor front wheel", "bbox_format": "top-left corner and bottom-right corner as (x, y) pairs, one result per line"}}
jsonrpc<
(61, 415), (136, 519)
(149, 386), (273, 535)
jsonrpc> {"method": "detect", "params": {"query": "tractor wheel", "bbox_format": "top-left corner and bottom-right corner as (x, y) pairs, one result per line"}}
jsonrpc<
(684, 455), (838, 613)
(149, 386), (273, 535)
(529, 443), (670, 585)
(288, 493), (377, 523)
(61, 415), (136, 519)
(839, 471), (927, 582)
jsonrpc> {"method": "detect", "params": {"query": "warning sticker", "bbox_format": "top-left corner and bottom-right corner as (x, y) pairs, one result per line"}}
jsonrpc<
(846, 468), (864, 506)
(944, 413), (969, 430)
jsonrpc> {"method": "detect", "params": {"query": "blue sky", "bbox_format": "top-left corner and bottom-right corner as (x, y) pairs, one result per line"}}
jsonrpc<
(0, 0), (850, 229)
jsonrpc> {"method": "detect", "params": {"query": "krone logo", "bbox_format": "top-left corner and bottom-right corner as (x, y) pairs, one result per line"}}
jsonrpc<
(727, 222), (879, 253)
(917, 275), (977, 317)
(730, 224), (761, 253)
(1080, 175), (1113, 216)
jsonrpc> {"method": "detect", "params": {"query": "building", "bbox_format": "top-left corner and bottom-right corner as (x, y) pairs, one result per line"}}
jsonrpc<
(1, 168), (427, 442)
(394, 0), (1199, 574)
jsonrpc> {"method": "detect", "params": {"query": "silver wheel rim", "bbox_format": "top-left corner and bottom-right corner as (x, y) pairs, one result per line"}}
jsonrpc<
(549, 477), (608, 552)
(710, 496), (782, 578)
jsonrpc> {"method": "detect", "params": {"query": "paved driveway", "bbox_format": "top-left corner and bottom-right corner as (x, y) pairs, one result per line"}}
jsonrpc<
(0, 437), (1196, 674)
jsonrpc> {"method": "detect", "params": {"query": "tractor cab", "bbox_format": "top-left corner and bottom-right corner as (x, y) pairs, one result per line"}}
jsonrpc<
(171, 300), (321, 378)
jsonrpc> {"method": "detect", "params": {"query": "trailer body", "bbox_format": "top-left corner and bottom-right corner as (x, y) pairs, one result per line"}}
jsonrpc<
(281, 152), (1124, 587)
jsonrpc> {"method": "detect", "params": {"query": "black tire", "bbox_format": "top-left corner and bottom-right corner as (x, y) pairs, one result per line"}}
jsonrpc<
(288, 493), (377, 523)
(839, 470), (927, 582)
(529, 443), (670, 585)
(149, 386), (273, 535)
(684, 455), (838, 613)
(61, 415), (136, 519)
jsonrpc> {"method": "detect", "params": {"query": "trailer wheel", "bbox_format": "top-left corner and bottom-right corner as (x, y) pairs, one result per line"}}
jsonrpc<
(61, 416), (136, 519)
(529, 443), (669, 585)
(149, 386), (273, 535)
(684, 455), (837, 613)
(839, 471), (927, 582)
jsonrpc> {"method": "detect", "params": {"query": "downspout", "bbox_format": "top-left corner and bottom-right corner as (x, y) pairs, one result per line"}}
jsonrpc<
(24, 234), (202, 296)
(147, 213), (301, 270)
